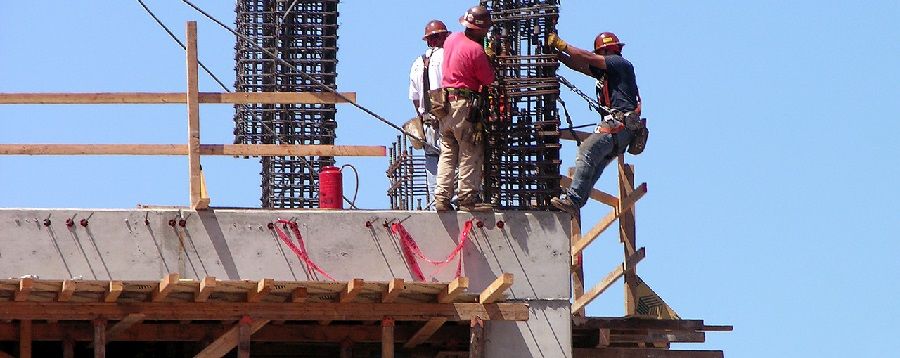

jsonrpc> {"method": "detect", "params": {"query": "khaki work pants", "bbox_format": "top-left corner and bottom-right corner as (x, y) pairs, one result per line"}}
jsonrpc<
(434, 98), (483, 204)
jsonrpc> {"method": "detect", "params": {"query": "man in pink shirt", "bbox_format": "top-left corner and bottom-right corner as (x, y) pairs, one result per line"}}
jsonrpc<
(434, 5), (495, 212)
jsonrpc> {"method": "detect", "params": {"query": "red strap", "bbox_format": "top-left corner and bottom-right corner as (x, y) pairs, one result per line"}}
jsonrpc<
(272, 219), (336, 281)
(390, 220), (473, 282)
(601, 77), (612, 108)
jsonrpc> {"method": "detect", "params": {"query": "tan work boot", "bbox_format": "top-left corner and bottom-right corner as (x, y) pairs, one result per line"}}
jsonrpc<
(458, 202), (493, 212)
(435, 201), (453, 212)
(551, 197), (579, 216)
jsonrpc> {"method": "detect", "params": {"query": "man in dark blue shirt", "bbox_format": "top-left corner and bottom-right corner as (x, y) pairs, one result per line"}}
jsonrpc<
(548, 31), (644, 215)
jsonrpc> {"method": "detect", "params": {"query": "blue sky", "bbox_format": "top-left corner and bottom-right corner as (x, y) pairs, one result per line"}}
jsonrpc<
(1, 1), (898, 357)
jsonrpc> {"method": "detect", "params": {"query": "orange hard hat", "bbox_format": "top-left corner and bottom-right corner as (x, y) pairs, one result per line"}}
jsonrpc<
(594, 32), (625, 53)
(459, 6), (492, 30)
(423, 20), (449, 40)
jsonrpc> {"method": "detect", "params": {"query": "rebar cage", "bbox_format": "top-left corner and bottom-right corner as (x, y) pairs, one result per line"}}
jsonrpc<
(234, 0), (340, 208)
(386, 135), (431, 211)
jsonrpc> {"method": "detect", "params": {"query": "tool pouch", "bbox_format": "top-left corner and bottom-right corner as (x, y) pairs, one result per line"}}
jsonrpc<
(402, 117), (426, 150)
(626, 116), (649, 155)
(427, 88), (448, 118)
(466, 95), (485, 123)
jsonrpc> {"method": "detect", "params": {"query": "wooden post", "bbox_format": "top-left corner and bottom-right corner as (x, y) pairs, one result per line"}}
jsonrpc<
(469, 316), (484, 358)
(93, 319), (106, 358)
(617, 156), (638, 315)
(381, 317), (394, 358)
(339, 338), (353, 358)
(237, 317), (250, 358)
(18, 320), (31, 358)
(63, 336), (75, 358)
(185, 21), (205, 210)
(569, 167), (586, 318)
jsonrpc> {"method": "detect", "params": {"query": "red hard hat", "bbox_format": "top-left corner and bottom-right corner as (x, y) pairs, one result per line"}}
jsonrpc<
(423, 20), (449, 40)
(459, 6), (492, 30)
(594, 32), (625, 53)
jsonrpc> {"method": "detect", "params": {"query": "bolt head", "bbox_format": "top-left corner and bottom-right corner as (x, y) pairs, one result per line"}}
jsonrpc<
(497, 220), (505, 229)
(79, 219), (88, 227)
(42, 219), (51, 227)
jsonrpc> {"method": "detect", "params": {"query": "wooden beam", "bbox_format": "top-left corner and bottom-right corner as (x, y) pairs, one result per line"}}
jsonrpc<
(381, 279), (404, 303)
(291, 287), (308, 303)
(479, 273), (514, 304)
(93, 319), (106, 358)
(15, 278), (33, 302)
(0, 144), (387, 157)
(103, 282), (122, 303)
(63, 336), (74, 358)
(572, 248), (645, 313)
(469, 317), (484, 358)
(0, 302), (528, 322)
(195, 316), (269, 358)
(0, 349), (13, 358)
(618, 157), (639, 316)
(246, 279), (274, 303)
(438, 277), (468, 303)
(0, 92), (357, 105)
(571, 182), (647, 256)
(559, 175), (619, 207)
(403, 317), (446, 349)
(339, 338), (353, 358)
(577, 318), (710, 331)
(19, 320), (31, 358)
(186, 21), (203, 210)
(381, 318), (394, 358)
(559, 129), (592, 142)
(569, 169), (586, 318)
(58, 280), (75, 302)
(105, 314), (145, 341)
(573, 348), (724, 358)
(596, 328), (610, 348)
(151, 273), (180, 302)
(196, 277), (216, 303)
(340, 279), (364, 303)
(237, 318), (250, 358)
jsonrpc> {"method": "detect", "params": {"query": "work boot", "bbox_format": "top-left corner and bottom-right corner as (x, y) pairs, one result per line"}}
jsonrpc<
(435, 201), (453, 212)
(458, 202), (494, 212)
(551, 197), (579, 216)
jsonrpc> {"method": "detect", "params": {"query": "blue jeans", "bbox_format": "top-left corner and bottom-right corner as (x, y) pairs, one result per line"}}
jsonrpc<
(565, 129), (633, 208)
(425, 154), (439, 200)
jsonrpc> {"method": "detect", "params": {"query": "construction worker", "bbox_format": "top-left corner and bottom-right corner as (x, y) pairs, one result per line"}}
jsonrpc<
(408, 20), (451, 207)
(547, 31), (644, 215)
(433, 5), (494, 212)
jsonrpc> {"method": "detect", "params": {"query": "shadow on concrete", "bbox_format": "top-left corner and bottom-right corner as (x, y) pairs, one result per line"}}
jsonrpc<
(198, 210), (240, 280)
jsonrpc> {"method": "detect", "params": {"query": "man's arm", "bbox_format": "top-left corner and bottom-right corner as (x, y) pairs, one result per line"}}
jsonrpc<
(412, 100), (423, 117)
(557, 52), (592, 76)
(474, 51), (496, 89)
(548, 33), (606, 71)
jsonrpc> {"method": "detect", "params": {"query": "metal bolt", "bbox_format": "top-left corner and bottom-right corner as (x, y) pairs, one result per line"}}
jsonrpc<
(42, 219), (51, 227)
(266, 222), (275, 230)
(178, 219), (187, 228)
(144, 219), (151, 226)
(168, 219), (177, 227)
(79, 219), (89, 227)
(365, 221), (373, 228)
(65, 219), (75, 228)
(476, 220), (485, 229)
(496, 220), (505, 229)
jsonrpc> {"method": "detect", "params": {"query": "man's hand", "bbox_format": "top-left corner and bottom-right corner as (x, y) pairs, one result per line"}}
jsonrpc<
(473, 122), (485, 143)
(547, 33), (568, 52)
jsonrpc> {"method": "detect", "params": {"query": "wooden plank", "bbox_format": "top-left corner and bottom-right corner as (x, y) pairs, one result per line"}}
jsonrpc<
(618, 157), (639, 316)
(186, 21), (203, 210)
(63, 336), (74, 358)
(403, 317), (446, 349)
(104, 282), (122, 303)
(701, 325), (734, 332)
(15, 278), (33, 302)
(196, 277), (216, 303)
(195, 316), (269, 358)
(237, 318), (250, 358)
(0, 302), (528, 322)
(596, 328), (610, 348)
(438, 277), (468, 303)
(246, 279), (274, 303)
(572, 248), (645, 313)
(0, 144), (387, 157)
(479, 273), (513, 304)
(571, 182), (647, 256)
(58, 280), (75, 302)
(382, 279), (404, 303)
(151, 273), (179, 302)
(340, 279), (364, 303)
(577, 318), (708, 331)
(382, 318), (394, 358)
(559, 175), (619, 207)
(197, 168), (210, 209)
(559, 129), (592, 142)
(93, 319), (106, 358)
(570, 182), (586, 318)
(339, 338), (353, 358)
(469, 317), (484, 358)
(291, 287), (308, 303)
(19, 320), (31, 358)
(0, 92), (357, 104)
(105, 314), (145, 341)
(573, 348), (724, 358)
(610, 330), (706, 344)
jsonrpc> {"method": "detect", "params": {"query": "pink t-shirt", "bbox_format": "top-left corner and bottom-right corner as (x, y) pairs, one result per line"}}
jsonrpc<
(441, 32), (495, 91)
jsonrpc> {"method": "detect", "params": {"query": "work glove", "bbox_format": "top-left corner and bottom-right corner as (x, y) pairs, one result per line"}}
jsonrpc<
(484, 45), (497, 62)
(547, 32), (568, 52)
(472, 122), (485, 144)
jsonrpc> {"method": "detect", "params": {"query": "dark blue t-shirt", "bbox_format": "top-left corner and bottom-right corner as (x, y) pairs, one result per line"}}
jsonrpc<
(589, 54), (639, 112)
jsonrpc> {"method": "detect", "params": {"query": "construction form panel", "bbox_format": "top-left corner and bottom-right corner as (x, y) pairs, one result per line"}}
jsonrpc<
(234, 0), (340, 209)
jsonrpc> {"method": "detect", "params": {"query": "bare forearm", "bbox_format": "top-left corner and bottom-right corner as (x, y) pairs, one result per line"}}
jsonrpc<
(558, 52), (590, 76)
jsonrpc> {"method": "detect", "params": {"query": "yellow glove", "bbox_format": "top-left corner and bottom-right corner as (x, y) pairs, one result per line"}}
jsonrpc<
(484, 45), (496, 60)
(547, 32), (568, 52)
(473, 122), (484, 143)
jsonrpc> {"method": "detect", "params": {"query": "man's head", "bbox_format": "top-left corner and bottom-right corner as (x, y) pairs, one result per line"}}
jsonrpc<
(593, 32), (625, 55)
(423, 20), (450, 48)
(459, 5), (491, 40)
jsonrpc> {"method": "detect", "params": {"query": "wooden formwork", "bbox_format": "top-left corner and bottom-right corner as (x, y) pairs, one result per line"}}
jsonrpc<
(0, 274), (518, 357)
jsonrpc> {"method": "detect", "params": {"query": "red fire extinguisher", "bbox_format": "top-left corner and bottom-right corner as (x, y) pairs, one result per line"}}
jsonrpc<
(318, 166), (343, 209)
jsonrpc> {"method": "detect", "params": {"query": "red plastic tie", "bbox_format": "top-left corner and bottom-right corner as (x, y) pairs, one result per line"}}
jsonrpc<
(272, 219), (336, 281)
(390, 219), (473, 282)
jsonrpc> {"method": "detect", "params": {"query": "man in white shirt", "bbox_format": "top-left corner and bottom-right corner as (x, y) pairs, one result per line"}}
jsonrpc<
(409, 20), (450, 207)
